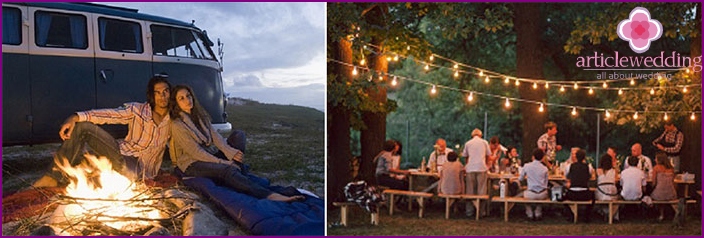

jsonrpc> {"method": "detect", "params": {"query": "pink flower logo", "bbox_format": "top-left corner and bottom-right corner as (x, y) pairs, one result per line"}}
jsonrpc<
(617, 7), (662, 54)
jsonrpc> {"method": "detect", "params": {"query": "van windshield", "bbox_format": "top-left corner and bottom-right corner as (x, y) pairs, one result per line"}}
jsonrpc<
(151, 25), (214, 60)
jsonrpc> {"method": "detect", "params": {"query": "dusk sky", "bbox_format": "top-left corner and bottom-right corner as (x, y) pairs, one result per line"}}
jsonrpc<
(104, 2), (326, 111)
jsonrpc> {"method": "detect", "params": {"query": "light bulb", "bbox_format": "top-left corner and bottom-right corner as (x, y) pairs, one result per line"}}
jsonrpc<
(425, 64), (430, 71)
(650, 88), (655, 95)
(430, 85), (437, 94)
(386, 56), (392, 61)
(485, 76), (490, 83)
(393, 55), (399, 61)
(663, 113), (669, 121)
(454, 71), (459, 78)
(360, 58), (366, 66)
(352, 66), (358, 76)
(691, 112), (696, 121)
(479, 71), (484, 77)
(406, 45), (411, 50)
(605, 110), (611, 118)
(686, 68), (691, 74)
(588, 87), (594, 95)
(618, 88), (623, 95)
(515, 80), (521, 86)
(504, 77), (510, 84)
(378, 75), (384, 81)
(602, 82), (608, 88)
(533, 82), (538, 89)
(633, 111), (639, 119)
(454, 64), (459, 70)
(683, 87), (688, 93)
(571, 107), (577, 116)
(560, 86), (565, 92)
(573, 83), (579, 90)
(467, 92), (474, 102)
(429, 55), (434, 61)
(544, 82), (549, 89)
(538, 103), (544, 112)
(630, 79), (635, 85)
(657, 74), (662, 80)
(504, 98), (511, 108)
(391, 76), (398, 86)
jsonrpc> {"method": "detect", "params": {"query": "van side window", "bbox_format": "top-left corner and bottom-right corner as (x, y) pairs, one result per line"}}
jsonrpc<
(34, 11), (87, 49)
(2, 7), (22, 45)
(98, 17), (143, 53)
(151, 25), (214, 60)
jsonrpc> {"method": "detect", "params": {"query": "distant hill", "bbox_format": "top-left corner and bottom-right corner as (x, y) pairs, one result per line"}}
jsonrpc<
(224, 97), (324, 195)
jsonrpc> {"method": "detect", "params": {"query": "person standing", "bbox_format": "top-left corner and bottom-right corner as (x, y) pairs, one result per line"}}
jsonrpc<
(519, 149), (549, 221)
(652, 122), (684, 173)
(537, 121), (562, 167)
(428, 138), (453, 173)
(461, 128), (491, 218)
(33, 75), (173, 187)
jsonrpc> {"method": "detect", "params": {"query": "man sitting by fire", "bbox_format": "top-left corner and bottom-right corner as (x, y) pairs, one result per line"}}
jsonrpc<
(33, 75), (174, 188)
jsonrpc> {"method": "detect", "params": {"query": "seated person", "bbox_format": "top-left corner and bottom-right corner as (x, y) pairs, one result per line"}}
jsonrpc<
(518, 149), (549, 221)
(625, 143), (653, 178)
(375, 140), (410, 190)
(562, 147), (594, 178)
(620, 156), (646, 201)
(429, 138), (453, 173)
(169, 85), (303, 202)
(650, 152), (677, 221)
(595, 154), (619, 221)
(565, 149), (593, 222)
(500, 146), (521, 174)
(439, 151), (464, 195)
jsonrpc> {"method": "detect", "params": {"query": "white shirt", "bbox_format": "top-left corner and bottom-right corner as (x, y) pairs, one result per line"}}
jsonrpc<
(624, 155), (653, 178)
(429, 148), (454, 173)
(620, 167), (646, 200)
(461, 136), (491, 172)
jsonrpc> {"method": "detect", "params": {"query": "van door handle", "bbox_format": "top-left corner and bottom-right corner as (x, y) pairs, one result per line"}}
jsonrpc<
(99, 69), (114, 83)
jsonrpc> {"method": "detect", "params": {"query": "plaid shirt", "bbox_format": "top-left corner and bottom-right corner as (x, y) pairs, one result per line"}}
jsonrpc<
(76, 102), (170, 179)
(537, 133), (556, 160)
(652, 129), (683, 155)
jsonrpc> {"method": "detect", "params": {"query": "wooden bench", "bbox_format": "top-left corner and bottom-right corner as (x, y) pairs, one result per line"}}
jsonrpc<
(594, 199), (698, 224)
(437, 194), (490, 220)
(332, 202), (379, 226)
(382, 189), (434, 218)
(491, 197), (592, 223)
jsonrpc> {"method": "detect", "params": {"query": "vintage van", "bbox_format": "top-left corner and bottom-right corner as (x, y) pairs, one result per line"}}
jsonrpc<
(2, 2), (231, 145)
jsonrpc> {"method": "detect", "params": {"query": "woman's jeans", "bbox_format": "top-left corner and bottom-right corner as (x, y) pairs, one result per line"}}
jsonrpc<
(184, 161), (273, 198)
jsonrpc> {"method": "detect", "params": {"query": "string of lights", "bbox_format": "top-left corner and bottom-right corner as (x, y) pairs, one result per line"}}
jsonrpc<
(359, 44), (699, 98)
(328, 58), (700, 121)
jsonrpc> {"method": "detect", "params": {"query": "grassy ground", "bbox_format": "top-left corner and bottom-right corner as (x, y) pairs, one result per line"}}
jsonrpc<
(327, 200), (702, 236)
(225, 99), (324, 196)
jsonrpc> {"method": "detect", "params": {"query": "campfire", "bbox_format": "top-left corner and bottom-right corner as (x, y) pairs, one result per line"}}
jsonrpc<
(48, 154), (191, 236)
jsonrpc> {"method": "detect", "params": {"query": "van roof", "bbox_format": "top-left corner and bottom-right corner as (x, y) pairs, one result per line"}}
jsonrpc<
(7, 2), (200, 30)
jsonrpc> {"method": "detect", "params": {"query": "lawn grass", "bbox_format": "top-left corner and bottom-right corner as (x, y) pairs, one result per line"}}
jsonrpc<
(327, 201), (702, 236)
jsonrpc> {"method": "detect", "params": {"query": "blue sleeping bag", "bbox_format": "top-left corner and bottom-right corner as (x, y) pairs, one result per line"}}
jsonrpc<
(182, 175), (325, 236)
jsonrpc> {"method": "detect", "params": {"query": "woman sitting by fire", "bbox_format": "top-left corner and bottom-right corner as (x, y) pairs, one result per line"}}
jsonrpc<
(168, 85), (304, 202)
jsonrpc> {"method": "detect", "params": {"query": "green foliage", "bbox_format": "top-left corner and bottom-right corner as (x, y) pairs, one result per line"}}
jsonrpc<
(564, 2), (699, 55)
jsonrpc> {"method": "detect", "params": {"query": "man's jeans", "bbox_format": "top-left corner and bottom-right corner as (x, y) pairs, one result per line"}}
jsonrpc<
(46, 122), (127, 184)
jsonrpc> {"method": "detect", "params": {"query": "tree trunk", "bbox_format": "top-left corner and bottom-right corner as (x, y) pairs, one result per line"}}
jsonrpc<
(359, 4), (389, 184)
(326, 38), (354, 202)
(514, 3), (547, 162)
(680, 2), (701, 189)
